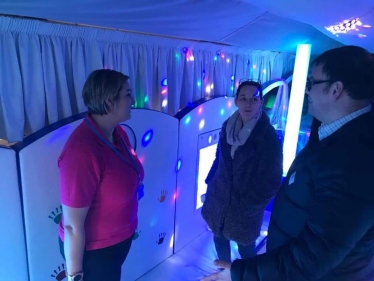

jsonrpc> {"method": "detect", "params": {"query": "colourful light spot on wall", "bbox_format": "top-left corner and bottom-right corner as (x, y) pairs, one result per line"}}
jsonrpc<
(205, 85), (211, 94)
(228, 101), (232, 108)
(197, 81), (201, 87)
(198, 107), (203, 114)
(141, 129), (153, 147)
(175, 160), (182, 172)
(208, 135), (212, 144)
(144, 96), (148, 103)
(162, 100), (168, 107)
(185, 116), (191, 125)
(169, 234), (174, 249)
(220, 109), (225, 116)
(150, 217), (158, 227)
(47, 125), (71, 145)
(138, 156), (145, 164)
(161, 89), (167, 95)
(161, 78), (167, 86)
(199, 120), (205, 130)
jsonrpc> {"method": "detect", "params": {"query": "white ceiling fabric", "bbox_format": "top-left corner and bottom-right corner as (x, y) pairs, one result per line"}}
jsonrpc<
(1, 0), (373, 54)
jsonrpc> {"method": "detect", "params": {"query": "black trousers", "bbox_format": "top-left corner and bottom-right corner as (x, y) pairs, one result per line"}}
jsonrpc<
(59, 234), (133, 281)
(213, 231), (256, 263)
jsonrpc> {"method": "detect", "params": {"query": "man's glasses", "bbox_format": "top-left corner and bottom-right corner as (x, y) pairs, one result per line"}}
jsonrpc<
(306, 78), (331, 91)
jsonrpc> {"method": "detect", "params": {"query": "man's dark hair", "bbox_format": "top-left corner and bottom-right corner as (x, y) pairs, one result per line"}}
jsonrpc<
(312, 45), (374, 100)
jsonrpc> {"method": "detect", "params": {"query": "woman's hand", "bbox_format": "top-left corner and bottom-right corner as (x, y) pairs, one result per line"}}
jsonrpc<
(201, 260), (232, 281)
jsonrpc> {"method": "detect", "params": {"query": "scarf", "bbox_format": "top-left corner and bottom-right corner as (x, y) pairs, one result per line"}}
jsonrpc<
(226, 110), (262, 158)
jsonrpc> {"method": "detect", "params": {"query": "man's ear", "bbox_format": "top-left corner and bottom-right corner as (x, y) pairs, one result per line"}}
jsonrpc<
(331, 81), (344, 100)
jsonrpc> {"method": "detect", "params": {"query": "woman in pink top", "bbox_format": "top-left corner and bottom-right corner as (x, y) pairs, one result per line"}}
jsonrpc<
(58, 69), (144, 281)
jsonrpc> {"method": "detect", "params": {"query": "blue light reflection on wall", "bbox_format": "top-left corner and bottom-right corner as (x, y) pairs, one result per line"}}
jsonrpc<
(175, 159), (182, 172)
(141, 129), (154, 147)
(47, 125), (71, 145)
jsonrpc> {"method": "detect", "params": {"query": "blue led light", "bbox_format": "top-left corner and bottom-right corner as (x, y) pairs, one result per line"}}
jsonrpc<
(141, 129), (154, 147)
(161, 78), (167, 87)
(176, 159), (182, 172)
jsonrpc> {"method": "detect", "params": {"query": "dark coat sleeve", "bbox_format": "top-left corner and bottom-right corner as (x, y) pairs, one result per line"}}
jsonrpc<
(243, 127), (283, 211)
(231, 147), (374, 281)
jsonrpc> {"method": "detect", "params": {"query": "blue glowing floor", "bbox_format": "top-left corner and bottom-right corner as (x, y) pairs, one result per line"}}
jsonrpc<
(136, 211), (270, 281)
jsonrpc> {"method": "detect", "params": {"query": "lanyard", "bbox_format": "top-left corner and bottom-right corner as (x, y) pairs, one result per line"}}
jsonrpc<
(84, 118), (141, 184)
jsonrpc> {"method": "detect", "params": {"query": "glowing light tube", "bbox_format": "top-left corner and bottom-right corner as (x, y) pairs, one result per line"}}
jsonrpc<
(282, 44), (312, 176)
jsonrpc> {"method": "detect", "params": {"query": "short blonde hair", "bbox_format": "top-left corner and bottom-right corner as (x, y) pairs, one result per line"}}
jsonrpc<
(82, 69), (129, 115)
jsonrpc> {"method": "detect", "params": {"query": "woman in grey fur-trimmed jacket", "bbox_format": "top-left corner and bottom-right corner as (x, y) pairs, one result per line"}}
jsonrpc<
(201, 80), (283, 262)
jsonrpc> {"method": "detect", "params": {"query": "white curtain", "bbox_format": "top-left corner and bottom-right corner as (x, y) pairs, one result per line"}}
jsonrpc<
(0, 16), (295, 142)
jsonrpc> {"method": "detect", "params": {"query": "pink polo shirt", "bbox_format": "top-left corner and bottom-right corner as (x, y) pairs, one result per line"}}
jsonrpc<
(58, 114), (144, 251)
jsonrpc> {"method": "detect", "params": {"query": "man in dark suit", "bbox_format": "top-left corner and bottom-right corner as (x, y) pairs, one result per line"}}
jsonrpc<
(202, 45), (374, 281)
